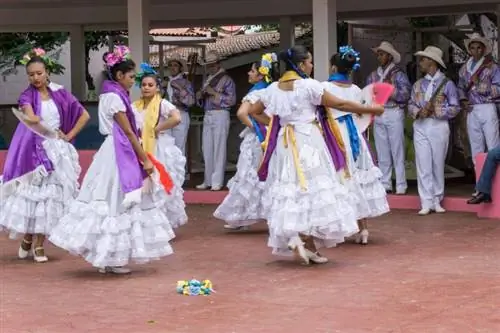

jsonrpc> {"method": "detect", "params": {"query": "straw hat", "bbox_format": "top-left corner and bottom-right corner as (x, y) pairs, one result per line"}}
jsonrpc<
(415, 45), (446, 69)
(464, 32), (492, 55)
(371, 41), (401, 64)
(201, 51), (221, 65)
(167, 52), (187, 70)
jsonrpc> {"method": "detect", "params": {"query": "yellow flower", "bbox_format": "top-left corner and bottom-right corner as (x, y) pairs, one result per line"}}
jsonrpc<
(259, 66), (269, 76)
(262, 54), (272, 62)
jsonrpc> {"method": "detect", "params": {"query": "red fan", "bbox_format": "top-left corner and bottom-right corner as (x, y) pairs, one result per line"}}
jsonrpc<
(372, 82), (395, 105)
(146, 152), (174, 194)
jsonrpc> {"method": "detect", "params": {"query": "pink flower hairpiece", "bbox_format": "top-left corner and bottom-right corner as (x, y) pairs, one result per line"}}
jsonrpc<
(104, 45), (132, 68)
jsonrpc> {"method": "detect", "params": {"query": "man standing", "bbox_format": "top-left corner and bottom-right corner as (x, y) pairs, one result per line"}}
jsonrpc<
(196, 51), (236, 191)
(458, 33), (500, 166)
(165, 53), (195, 157)
(367, 41), (412, 194)
(409, 46), (460, 215)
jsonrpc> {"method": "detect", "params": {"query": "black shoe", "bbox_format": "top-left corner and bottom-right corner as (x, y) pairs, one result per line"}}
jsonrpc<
(467, 192), (492, 204)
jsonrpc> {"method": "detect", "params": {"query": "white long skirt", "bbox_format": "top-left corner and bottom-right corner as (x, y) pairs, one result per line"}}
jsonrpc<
(48, 136), (175, 268)
(155, 132), (187, 228)
(264, 123), (359, 256)
(0, 138), (80, 239)
(213, 128), (267, 227)
(337, 120), (390, 219)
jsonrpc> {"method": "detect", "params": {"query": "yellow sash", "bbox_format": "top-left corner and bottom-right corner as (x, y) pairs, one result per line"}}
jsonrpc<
(283, 124), (307, 191)
(132, 94), (162, 154)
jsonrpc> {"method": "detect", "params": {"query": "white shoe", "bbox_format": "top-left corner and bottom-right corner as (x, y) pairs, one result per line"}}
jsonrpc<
(355, 229), (369, 245)
(33, 247), (48, 263)
(287, 236), (310, 265)
(98, 266), (131, 274)
(418, 208), (431, 216)
(211, 185), (223, 191)
(395, 189), (407, 195)
(305, 249), (329, 264)
(196, 183), (209, 190)
(18, 239), (32, 259)
(224, 224), (249, 231)
(434, 204), (446, 213)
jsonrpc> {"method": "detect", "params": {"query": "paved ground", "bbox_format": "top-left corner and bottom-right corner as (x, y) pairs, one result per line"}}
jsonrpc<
(1, 206), (499, 333)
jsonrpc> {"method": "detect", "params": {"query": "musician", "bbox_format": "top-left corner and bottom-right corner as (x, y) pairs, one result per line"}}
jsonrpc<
(195, 51), (237, 191)
(457, 33), (500, 166)
(409, 46), (460, 216)
(165, 53), (195, 157)
(367, 41), (412, 195)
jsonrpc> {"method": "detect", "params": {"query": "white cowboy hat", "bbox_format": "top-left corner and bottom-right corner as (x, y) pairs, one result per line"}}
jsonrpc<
(415, 45), (446, 69)
(464, 32), (492, 55)
(201, 51), (221, 65)
(371, 41), (401, 64)
(166, 52), (187, 70)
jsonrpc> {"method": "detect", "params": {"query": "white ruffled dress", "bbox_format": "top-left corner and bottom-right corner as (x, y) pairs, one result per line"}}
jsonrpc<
(0, 98), (81, 239)
(247, 79), (360, 255)
(48, 93), (175, 268)
(322, 82), (390, 219)
(132, 99), (187, 229)
(213, 91), (267, 227)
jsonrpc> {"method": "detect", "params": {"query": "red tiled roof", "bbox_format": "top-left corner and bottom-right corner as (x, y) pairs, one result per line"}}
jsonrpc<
(148, 29), (311, 67)
(149, 28), (207, 37)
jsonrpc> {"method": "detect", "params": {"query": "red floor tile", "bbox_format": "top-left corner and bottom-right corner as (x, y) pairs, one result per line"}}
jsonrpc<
(1, 207), (499, 333)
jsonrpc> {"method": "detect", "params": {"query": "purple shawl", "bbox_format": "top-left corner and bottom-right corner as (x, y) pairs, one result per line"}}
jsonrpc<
(257, 115), (281, 181)
(100, 80), (146, 194)
(316, 106), (346, 171)
(2, 83), (84, 182)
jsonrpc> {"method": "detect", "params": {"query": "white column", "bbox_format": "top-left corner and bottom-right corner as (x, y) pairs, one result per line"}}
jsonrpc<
(312, 0), (337, 81)
(69, 25), (86, 101)
(127, 0), (150, 99)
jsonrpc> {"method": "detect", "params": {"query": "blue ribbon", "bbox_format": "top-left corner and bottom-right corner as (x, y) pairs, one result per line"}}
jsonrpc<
(337, 114), (360, 162)
(248, 80), (268, 142)
(328, 73), (350, 83)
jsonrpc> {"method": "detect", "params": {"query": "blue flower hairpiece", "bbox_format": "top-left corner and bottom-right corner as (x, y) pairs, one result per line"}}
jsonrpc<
(135, 62), (160, 86)
(339, 45), (361, 71)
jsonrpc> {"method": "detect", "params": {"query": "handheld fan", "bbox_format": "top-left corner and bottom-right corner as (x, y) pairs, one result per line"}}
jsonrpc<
(356, 82), (395, 132)
(11, 107), (58, 140)
(146, 152), (174, 194)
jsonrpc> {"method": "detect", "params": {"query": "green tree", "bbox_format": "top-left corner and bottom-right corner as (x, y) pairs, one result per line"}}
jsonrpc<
(0, 32), (68, 75)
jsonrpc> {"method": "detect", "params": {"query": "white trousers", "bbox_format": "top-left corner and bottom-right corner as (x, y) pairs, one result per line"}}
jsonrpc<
(202, 110), (230, 187)
(413, 118), (449, 210)
(373, 106), (407, 192)
(169, 110), (190, 156)
(467, 103), (500, 165)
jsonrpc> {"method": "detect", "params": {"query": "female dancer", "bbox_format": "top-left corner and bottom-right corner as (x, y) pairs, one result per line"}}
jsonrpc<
(49, 46), (175, 274)
(0, 48), (89, 263)
(322, 46), (390, 245)
(247, 45), (384, 265)
(132, 63), (187, 228)
(213, 53), (278, 230)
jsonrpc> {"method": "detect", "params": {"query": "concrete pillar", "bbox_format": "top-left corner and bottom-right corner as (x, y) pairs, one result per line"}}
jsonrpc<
(312, 0), (337, 81)
(279, 16), (295, 75)
(127, 0), (150, 99)
(69, 25), (86, 101)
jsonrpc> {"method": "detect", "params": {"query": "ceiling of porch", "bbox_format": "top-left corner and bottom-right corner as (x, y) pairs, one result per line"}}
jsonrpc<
(0, 0), (498, 31)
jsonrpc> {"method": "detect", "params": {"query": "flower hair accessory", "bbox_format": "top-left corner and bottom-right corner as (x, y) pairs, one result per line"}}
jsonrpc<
(104, 45), (132, 69)
(339, 45), (361, 71)
(258, 52), (278, 83)
(19, 48), (64, 74)
(176, 279), (215, 296)
(135, 62), (159, 86)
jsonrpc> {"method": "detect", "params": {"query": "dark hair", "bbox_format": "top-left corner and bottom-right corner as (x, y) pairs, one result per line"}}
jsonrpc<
(251, 61), (280, 82)
(278, 45), (310, 75)
(139, 72), (161, 87)
(109, 59), (136, 81)
(26, 56), (47, 71)
(329, 53), (357, 74)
